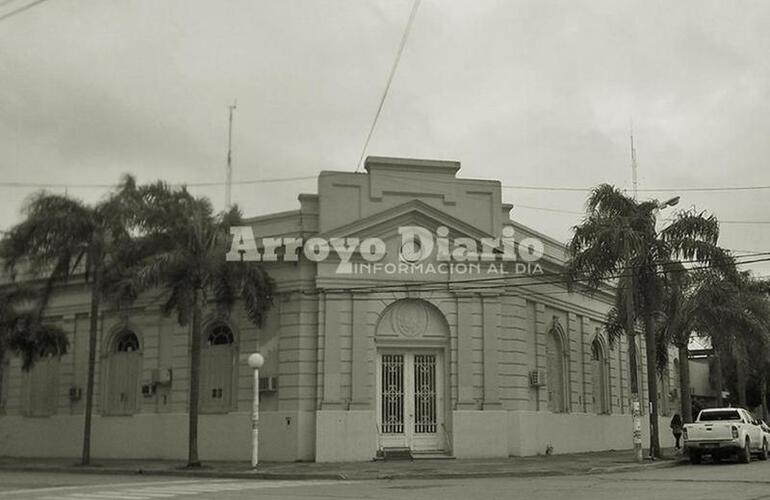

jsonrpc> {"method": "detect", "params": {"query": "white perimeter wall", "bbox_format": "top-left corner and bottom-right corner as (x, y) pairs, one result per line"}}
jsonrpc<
(0, 411), (316, 462)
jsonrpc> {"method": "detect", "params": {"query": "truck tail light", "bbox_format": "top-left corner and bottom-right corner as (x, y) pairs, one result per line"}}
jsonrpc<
(732, 426), (739, 439)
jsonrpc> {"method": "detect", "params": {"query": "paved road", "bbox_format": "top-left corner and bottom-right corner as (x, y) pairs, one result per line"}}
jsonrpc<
(2, 460), (770, 500)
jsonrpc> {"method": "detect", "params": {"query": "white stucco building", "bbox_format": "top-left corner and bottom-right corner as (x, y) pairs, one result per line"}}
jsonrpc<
(0, 156), (679, 462)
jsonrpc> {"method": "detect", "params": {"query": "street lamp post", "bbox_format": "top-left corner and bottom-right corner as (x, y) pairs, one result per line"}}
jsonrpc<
(629, 195), (680, 464)
(247, 353), (264, 468)
(645, 195), (680, 461)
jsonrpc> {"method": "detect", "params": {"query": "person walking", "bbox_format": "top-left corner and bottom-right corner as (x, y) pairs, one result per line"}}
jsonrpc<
(670, 413), (683, 449)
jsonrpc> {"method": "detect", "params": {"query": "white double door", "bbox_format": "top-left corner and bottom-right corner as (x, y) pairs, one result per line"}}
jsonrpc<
(376, 350), (444, 452)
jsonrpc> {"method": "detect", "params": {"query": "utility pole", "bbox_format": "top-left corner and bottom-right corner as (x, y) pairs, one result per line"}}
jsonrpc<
(628, 122), (642, 463)
(225, 100), (237, 210)
(630, 123), (638, 199)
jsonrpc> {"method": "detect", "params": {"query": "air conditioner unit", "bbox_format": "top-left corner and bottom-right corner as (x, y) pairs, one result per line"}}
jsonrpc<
(151, 368), (173, 386)
(68, 386), (82, 401)
(259, 376), (278, 393)
(529, 369), (547, 388)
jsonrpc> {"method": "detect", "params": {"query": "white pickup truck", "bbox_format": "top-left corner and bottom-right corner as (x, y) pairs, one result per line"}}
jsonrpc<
(683, 407), (768, 464)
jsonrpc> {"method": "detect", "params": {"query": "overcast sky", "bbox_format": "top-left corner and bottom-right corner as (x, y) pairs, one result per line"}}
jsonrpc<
(1, 0), (769, 275)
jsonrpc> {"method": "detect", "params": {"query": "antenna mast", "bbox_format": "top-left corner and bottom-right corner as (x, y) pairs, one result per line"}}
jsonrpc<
(630, 123), (638, 199)
(226, 100), (237, 209)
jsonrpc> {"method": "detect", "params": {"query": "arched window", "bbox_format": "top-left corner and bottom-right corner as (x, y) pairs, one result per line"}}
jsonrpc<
(116, 333), (140, 352)
(105, 329), (141, 416)
(546, 322), (567, 413)
(201, 322), (236, 413)
(591, 339), (610, 414)
(207, 324), (234, 346)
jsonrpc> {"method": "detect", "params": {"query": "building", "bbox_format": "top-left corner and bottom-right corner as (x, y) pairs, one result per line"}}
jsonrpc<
(0, 157), (678, 462)
(688, 335), (727, 411)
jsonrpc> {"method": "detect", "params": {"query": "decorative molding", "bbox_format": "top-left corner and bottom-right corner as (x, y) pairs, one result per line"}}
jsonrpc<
(375, 298), (449, 340)
(391, 300), (430, 338)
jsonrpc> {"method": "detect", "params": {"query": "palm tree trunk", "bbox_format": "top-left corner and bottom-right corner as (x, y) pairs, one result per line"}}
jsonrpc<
(625, 281), (639, 396)
(81, 264), (102, 466)
(678, 344), (692, 423)
(624, 280), (643, 463)
(761, 369), (768, 422)
(736, 340), (747, 408)
(736, 358), (747, 408)
(187, 287), (203, 467)
(644, 313), (661, 458)
(714, 352), (724, 406)
(0, 345), (5, 405)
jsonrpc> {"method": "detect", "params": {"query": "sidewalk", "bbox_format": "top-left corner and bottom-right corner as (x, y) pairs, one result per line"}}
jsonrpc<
(0, 449), (686, 481)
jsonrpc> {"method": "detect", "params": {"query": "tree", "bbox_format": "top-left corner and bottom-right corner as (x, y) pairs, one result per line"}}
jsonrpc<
(691, 271), (770, 409)
(0, 178), (138, 465)
(0, 285), (69, 372)
(115, 183), (274, 467)
(568, 185), (730, 458)
(656, 264), (696, 423)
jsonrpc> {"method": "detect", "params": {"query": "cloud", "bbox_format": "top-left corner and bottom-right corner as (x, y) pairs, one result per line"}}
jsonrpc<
(0, 0), (769, 274)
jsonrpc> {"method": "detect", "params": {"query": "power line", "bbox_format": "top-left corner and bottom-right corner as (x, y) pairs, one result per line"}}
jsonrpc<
(515, 204), (583, 215)
(0, 0), (50, 23)
(6, 179), (770, 225)
(5, 167), (770, 224)
(6, 175), (770, 225)
(5, 168), (770, 194)
(0, 175), (317, 189)
(498, 184), (770, 193)
(514, 204), (770, 226)
(354, 0), (421, 172)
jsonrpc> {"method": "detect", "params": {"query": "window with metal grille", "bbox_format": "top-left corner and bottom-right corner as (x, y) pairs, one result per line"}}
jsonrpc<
(414, 354), (437, 434)
(24, 350), (59, 417)
(591, 339), (609, 414)
(381, 354), (404, 434)
(201, 323), (235, 413)
(116, 331), (140, 352)
(105, 330), (141, 416)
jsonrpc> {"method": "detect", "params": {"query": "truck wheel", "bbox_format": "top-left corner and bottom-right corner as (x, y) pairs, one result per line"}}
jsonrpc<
(760, 440), (769, 461)
(740, 439), (751, 464)
(690, 451), (701, 464)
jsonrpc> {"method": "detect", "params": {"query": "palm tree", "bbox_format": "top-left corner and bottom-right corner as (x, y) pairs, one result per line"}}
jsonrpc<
(0, 177), (138, 465)
(656, 265), (697, 423)
(0, 285), (69, 372)
(116, 182), (274, 467)
(0, 284), (68, 420)
(568, 185), (730, 458)
(655, 265), (764, 421)
(693, 272), (770, 408)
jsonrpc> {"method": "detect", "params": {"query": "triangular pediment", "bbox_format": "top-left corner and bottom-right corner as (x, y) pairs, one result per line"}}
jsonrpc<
(317, 199), (494, 242)
(310, 200), (513, 283)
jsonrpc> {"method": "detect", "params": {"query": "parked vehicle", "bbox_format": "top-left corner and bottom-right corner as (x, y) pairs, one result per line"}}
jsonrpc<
(683, 408), (768, 464)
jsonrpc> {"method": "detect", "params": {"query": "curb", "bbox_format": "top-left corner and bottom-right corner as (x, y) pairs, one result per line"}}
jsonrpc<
(0, 458), (685, 482)
(0, 465), (347, 481)
(587, 458), (688, 474)
(375, 458), (685, 480)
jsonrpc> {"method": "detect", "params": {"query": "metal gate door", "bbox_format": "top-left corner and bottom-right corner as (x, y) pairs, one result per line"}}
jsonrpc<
(376, 351), (443, 452)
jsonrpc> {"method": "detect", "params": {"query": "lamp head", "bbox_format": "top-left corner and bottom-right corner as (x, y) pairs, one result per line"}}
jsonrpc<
(662, 196), (680, 208)
(248, 353), (264, 369)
